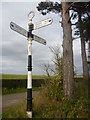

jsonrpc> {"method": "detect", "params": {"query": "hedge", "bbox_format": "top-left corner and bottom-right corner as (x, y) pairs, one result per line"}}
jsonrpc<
(2, 78), (83, 89)
(2, 79), (45, 89)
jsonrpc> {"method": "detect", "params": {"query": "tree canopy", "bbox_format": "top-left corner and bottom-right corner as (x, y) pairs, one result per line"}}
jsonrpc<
(37, 1), (90, 41)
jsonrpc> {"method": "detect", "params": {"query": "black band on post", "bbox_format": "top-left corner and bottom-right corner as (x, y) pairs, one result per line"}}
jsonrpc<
(29, 24), (34, 31)
(27, 89), (32, 111)
(28, 55), (32, 71)
(27, 31), (33, 39)
(27, 24), (34, 39)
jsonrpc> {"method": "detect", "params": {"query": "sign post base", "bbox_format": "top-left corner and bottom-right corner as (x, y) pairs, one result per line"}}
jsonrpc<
(27, 111), (32, 118)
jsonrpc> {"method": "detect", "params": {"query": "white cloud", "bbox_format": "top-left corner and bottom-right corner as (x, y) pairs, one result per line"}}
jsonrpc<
(1, 2), (83, 75)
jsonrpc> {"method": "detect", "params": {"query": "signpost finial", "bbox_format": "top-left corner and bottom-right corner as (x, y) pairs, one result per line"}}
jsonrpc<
(28, 11), (35, 20)
(28, 11), (35, 25)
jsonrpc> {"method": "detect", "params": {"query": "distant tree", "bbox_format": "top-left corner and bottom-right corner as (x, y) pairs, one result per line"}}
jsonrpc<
(71, 2), (90, 80)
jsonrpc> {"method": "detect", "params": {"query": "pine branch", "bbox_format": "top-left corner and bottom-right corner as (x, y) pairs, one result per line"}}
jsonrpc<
(68, 12), (74, 23)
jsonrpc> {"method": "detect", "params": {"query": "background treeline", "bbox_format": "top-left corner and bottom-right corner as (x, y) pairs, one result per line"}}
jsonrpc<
(2, 79), (45, 89)
(1, 74), (83, 89)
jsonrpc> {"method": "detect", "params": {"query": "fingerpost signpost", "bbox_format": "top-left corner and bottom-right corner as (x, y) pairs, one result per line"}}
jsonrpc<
(10, 11), (53, 118)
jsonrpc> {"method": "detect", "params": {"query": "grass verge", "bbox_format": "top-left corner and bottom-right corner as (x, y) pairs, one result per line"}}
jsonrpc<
(2, 87), (41, 95)
(2, 88), (26, 95)
(2, 100), (28, 118)
(2, 79), (88, 119)
(33, 79), (88, 119)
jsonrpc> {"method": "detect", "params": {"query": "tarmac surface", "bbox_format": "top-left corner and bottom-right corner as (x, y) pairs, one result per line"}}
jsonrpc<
(2, 91), (40, 110)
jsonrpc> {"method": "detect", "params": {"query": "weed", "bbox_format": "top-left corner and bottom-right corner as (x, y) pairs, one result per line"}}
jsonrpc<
(2, 100), (28, 118)
(33, 78), (88, 119)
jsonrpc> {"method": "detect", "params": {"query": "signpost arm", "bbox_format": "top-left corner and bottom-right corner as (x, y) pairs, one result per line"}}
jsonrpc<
(27, 13), (34, 118)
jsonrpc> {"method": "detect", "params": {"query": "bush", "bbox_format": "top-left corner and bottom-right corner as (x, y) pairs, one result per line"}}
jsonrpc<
(33, 78), (88, 118)
(45, 76), (63, 101)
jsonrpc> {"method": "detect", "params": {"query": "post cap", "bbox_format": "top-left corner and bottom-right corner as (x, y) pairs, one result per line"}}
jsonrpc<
(28, 11), (35, 20)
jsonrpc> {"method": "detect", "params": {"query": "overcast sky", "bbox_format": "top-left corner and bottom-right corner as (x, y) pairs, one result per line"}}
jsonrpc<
(1, 1), (88, 75)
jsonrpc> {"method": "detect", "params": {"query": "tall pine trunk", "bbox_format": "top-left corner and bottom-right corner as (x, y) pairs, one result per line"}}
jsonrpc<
(78, 14), (89, 81)
(62, 2), (74, 99)
(88, 41), (90, 78)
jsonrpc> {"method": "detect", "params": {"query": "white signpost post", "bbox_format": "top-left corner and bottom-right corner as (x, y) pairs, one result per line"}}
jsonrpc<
(10, 11), (53, 118)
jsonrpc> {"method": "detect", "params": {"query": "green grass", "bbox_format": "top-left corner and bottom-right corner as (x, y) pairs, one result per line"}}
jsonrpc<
(74, 76), (83, 78)
(2, 100), (28, 118)
(1, 74), (83, 80)
(1, 74), (46, 80)
(2, 87), (41, 95)
(2, 79), (88, 119)
(2, 88), (41, 118)
(2, 74), (27, 80)
(32, 87), (42, 91)
(33, 79), (88, 119)
(2, 88), (26, 95)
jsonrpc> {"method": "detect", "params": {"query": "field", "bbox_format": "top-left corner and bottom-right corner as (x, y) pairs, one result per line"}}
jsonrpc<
(1, 74), (46, 95)
(1, 74), (46, 80)
(1, 74), (84, 95)
(1, 74), (83, 80)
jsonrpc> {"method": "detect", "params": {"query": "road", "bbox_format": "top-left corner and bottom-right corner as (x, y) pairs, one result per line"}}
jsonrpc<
(2, 91), (39, 110)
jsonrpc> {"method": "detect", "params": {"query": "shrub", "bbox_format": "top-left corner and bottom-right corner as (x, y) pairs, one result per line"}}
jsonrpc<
(33, 78), (88, 118)
(45, 76), (63, 101)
